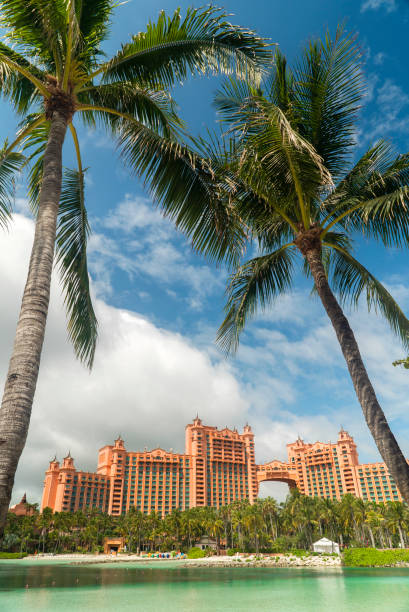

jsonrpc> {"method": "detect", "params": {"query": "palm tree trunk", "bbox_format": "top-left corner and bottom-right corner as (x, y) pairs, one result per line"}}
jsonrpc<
(304, 247), (409, 503)
(367, 527), (376, 548)
(0, 111), (68, 534)
(398, 525), (405, 548)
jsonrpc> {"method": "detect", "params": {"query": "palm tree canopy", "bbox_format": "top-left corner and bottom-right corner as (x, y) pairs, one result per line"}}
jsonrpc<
(0, 0), (272, 367)
(209, 29), (409, 354)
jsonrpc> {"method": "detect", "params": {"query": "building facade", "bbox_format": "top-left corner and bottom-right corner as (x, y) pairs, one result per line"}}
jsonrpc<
(41, 423), (404, 515)
(257, 429), (403, 503)
(41, 417), (258, 515)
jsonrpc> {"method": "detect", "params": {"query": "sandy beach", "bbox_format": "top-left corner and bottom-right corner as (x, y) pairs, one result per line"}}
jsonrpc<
(23, 553), (341, 568)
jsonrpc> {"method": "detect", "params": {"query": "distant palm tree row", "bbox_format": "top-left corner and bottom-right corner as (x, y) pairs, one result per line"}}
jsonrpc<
(1, 0), (409, 537)
(4, 492), (409, 554)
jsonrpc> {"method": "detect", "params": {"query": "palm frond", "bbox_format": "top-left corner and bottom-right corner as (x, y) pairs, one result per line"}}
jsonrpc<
(238, 99), (333, 213)
(322, 141), (409, 246)
(293, 27), (364, 179)
(0, 142), (26, 227)
(0, 0), (67, 71)
(0, 41), (45, 113)
(97, 6), (271, 89)
(267, 49), (297, 118)
(214, 77), (260, 132)
(56, 167), (97, 367)
(78, 83), (182, 136)
(217, 244), (296, 354)
(77, 0), (115, 51)
(392, 357), (409, 369)
(114, 117), (246, 265)
(325, 243), (409, 350)
(20, 118), (50, 214)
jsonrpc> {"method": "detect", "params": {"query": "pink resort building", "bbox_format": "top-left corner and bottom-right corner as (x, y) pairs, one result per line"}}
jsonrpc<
(41, 417), (257, 516)
(41, 421), (403, 516)
(257, 429), (403, 504)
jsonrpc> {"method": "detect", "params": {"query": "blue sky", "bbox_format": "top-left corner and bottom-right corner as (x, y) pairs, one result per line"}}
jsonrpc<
(2, 0), (409, 503)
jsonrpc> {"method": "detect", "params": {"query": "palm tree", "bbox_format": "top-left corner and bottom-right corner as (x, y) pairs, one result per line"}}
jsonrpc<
(385, 501), (409, 548)
(0, 1), (271, 532)
(210, 30), (409, 502)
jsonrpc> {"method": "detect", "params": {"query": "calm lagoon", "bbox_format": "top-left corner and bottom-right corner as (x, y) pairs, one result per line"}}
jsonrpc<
(1, 560), (409, 611)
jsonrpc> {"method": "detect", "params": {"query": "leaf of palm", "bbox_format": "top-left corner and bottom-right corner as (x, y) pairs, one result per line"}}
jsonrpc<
(0, 143), (26, 227)
(0, 0), (67, 70)
(78, 83), (182, 136)
(322, 142), (409, 245)
(217, 244), (296, 354)
(97, 6), (271, 89)
(214, 77), (261, 133)
(56, 168), (97, 367)
(266, 49), (296, 117)
(235, 99), (332, 226)
(115, 117), (246, 265)
(0, 41), (45, 113)
(324, 241), (409, 350)
(293, 27), (364, 179)
(77, 0), (115, 51)
(20, 118), (50, 214)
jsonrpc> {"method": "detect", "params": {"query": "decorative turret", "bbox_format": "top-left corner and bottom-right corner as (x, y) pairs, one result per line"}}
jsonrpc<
(243, 423), (253, 435)
(114, 435), (125, 450)
(48, 456), (60, 471)
(192, 415), (202, 427)
(61, 452), (75, 470)
(338, 428), (353, 442)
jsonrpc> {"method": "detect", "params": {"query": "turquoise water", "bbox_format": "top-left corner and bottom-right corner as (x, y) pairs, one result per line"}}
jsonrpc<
(1, 561), (409, 611)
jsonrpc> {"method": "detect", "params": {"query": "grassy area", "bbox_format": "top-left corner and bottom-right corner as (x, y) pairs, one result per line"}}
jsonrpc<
(0, 552), (28, 559)
(343, 548), (409, 567)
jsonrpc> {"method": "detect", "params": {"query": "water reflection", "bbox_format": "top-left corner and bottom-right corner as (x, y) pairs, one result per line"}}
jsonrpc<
(1, 563), (409, 612)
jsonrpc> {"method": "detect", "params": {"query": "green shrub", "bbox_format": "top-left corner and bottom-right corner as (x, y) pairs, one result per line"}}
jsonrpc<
(290, 549), (309, 557)
(227, 548), (240, 556)
(0, 552), (27, 559)
(269, 535), (299, 553)
(343, 548), (409, 567)
(187, 547), (206, 559)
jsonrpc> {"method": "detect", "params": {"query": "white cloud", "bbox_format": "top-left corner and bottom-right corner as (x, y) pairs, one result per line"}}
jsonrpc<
(360, 78), (409, 146)
(103, 196), (167, 233)
(361, 0), (397, 13)
(373, 52), (386, 66)
(89, 195), (225, 309)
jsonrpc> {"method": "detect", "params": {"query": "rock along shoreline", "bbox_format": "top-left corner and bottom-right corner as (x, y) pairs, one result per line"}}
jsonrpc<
(25, 553), (342, 568)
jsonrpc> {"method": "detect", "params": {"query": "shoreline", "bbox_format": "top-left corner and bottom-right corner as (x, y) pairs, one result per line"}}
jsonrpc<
(21, 553), (342, 568)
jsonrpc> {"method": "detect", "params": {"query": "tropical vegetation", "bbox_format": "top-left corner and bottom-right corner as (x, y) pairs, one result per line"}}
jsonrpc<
(4, 493), (409, 555)
(0, 0), (271, 533)
(200, 30), (409, 502)
(343, 547), (409, 567)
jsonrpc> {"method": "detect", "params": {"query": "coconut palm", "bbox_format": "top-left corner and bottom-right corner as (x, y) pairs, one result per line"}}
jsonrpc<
(0, 0), (271, 532)
(209, 31), (409, 502)
(385, 501), (409, 548)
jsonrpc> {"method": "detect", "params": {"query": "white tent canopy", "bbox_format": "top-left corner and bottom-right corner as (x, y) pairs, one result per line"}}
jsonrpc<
(312, 537), (340, 554)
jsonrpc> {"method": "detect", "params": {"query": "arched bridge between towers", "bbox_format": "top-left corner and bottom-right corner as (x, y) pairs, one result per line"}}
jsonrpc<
(256, 460), (299, 490)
